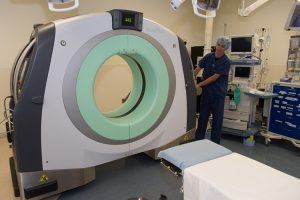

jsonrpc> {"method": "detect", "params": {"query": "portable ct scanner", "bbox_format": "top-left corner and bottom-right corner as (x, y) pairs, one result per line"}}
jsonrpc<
(8, 10), (196, 199)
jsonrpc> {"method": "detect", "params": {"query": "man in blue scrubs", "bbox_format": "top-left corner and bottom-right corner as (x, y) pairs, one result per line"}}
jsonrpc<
(194, 36), (231, 144)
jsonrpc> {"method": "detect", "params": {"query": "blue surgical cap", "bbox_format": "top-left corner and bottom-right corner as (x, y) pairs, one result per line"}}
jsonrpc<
(216, 36), (231, 50)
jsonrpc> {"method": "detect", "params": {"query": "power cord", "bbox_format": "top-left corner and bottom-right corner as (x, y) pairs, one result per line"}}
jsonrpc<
(3, 96), (13, 120)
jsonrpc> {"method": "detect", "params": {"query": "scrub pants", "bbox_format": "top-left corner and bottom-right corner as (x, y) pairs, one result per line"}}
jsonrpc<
(195, 93), (225, 144)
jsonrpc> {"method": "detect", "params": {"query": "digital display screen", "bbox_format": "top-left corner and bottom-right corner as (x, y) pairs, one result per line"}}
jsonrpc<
(231, 37), (252, 53)
(121, 13), (135, 27)
(235, 66), (251, 78)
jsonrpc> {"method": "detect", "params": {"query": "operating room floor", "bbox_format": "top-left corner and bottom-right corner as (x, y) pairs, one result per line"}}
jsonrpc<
(1, 135), (300, 200)
(59, 135), (300, 200)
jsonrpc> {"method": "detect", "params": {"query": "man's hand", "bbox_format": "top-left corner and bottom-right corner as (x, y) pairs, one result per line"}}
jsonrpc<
(198, 74), (220, 88)
(196, 83), (202, 95)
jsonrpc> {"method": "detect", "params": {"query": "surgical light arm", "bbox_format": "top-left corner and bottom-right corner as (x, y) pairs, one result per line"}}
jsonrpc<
(238, 0), (270, 17)
(170, 0), (187, 10)
(48, 0), (79, 12)
(170, 0), (220, 18)
(192, 0), (218, 18)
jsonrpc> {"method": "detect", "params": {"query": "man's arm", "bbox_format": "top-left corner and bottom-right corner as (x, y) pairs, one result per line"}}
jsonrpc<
(197, 74), (221, 87)
(194, 54), (208, 77)
(198, 57), (231, 88)
(194, 66), (202, 76)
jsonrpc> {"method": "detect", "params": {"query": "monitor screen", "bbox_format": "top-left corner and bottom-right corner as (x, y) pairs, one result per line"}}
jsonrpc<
(285, 3), (300, 30)
(191, 46), (204, 66)
(235, 66), (251, 78)
(121, 13), (136, 27)
(231, 36), (253, 53)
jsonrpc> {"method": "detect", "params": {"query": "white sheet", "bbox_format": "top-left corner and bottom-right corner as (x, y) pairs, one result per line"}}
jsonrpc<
(183, 153), (300, 200)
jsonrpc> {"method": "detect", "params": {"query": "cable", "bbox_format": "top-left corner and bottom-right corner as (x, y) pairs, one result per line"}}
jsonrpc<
(0, 112), (13, 126)
(0, 130), (14, 135)
(0, 113), (13, 125)
(1, 96), (14, 140)
(0, 118), (7, 125)
(0, 130), (14, 139)
(3, 96), (13, 120)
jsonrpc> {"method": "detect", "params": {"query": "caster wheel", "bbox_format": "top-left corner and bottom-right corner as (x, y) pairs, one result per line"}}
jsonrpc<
(265, 138), (270, 146)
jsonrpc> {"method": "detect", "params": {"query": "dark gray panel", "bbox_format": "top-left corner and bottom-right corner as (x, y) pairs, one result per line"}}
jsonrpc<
(10, 41), (33, 96)
(108, 9), (143, 31)
(177, 37), (197, 132)
(13, 23), (55, 172)
(60, 154), (183, 200)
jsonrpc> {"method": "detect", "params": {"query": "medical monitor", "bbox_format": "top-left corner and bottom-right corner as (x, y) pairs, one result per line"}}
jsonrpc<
(230, 35), (253, 54)
(234, 66), (251, 78)
(191, 46), (204, 66)
(285, 2), (300, 31)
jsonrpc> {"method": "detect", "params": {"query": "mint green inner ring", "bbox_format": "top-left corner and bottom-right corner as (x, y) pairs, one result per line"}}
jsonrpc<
(76, 35), (169, 141)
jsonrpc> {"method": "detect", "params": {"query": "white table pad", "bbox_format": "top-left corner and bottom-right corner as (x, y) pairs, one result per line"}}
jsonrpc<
(184, 153), (300, 200)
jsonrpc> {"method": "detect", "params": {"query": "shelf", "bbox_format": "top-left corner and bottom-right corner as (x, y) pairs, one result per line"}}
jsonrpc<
(287, 36), (300, 79)
(288, 68), (300, 71)
(289, 48), (300, 51)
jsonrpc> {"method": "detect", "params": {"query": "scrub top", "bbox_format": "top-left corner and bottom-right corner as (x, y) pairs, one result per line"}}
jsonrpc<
(198, 52), (231, 98)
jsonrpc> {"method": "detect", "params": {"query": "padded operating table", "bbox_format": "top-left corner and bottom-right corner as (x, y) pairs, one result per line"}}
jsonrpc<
(158, 140), (300, 200)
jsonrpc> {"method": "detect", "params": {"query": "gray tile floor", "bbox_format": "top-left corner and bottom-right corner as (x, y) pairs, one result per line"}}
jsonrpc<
(59, 135), (300, 200)
(60, 153), (183, 200)
(221, 135), (300, 179)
